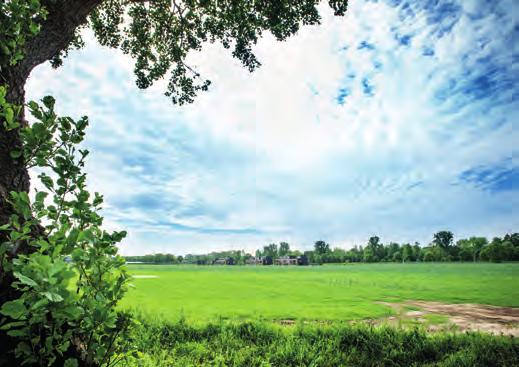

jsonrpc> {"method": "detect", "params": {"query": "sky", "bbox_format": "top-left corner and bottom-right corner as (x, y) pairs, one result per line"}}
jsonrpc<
(26, 0), (518, 255)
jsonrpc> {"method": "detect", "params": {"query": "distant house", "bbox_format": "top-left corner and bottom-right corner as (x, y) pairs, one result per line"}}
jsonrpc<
(272, 255), (309, 266)
(212, 257), (234, 265)
(262, 256), (273, 265)
(246, 257), (263, 265)
(297, 255), (309, 266)
(274, 256), (298, 265)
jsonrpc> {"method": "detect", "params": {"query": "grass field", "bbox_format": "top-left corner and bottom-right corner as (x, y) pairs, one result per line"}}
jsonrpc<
(121, 262), (519, 322)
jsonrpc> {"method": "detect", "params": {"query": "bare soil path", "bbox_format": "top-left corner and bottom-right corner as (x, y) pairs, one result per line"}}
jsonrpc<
(376, 300), (519, 336)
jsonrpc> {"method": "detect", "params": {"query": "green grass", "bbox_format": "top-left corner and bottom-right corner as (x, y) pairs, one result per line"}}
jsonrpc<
(396, 313), (451, 329)
(122, 315), (519, 367)
(423, 314), (450, 325)
(121, 262), (519, 322)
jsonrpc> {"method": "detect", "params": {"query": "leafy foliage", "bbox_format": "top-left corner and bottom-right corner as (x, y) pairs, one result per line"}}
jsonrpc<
(0, 85), (23, 130)
(314, 240), (331, 255)
(0, 0), (46, 68)
(84, 0), (349, 104)
(433, 231), (454, 250)
(0, 91), (130, 366)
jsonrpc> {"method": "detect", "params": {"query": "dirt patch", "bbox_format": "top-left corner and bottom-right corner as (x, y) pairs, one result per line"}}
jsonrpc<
(277, 319), (296, 325)
(405, 310), (426, 317)
(376, 300), (519, 336)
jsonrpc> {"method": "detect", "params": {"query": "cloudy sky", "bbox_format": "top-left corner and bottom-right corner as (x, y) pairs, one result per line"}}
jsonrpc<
(26, 0), (518, 255)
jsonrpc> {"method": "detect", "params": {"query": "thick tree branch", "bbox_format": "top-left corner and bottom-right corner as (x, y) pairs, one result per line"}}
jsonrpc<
(11, 0), (103, 93)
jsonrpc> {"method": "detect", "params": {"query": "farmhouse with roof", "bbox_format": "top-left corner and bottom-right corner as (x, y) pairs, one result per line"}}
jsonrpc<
(246, 256), (264, 265)
(274, 256), (298, 265)
(212, 257), (234, 265)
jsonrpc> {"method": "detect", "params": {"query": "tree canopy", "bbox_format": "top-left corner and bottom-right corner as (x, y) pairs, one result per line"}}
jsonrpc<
(88, 0), (348, 104)
(2, 0), (348, 106)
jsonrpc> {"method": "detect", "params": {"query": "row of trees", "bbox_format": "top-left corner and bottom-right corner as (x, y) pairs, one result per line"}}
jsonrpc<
(125, 253), (183, 264)
(124, 231), (519, 265)
(306, 232), (519, 264)
(126, 250), (252, 265)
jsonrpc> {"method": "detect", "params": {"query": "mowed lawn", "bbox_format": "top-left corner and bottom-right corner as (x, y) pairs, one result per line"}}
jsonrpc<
(121, 263), (519, 322)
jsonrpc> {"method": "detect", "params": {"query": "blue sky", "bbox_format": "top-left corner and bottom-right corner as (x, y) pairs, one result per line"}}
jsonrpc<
(26, 0), (518, 255)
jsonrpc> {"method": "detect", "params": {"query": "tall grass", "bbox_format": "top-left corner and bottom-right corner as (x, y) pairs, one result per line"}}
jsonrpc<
(120, 313), (519, 366)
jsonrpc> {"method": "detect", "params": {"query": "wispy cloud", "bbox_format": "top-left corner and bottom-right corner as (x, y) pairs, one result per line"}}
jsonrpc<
(26, 0), (518, 254)
(459, 159), (518, 193)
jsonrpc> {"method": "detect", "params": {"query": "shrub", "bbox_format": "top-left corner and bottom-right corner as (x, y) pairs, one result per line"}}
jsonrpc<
(0, 92), (130, 366)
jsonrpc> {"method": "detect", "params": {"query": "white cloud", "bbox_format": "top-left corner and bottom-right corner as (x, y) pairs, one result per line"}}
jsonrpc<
(25, 0), (518, 255)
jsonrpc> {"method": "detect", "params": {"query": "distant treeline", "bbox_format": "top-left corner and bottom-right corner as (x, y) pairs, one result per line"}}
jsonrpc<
(124, 231), (519, 265)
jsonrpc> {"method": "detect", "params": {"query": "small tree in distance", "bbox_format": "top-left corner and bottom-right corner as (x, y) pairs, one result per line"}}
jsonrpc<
(433, 231), (454, 250)
(279, 242), (290, 257)
(314, 240), (331, 255)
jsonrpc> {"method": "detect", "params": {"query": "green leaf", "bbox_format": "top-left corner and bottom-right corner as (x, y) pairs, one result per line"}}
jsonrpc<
(41, 292), (63, 302)
(57, 340), (70, 354)
(15, 342), (32, 357)
(27, 101), (38, 110)
(78, 229), (94, 243)
(0, 321), (26, 330)
(29, 22), (39, 35)
(64, 358), (78, 367)
(5, 106), (14, 124)
(30, 298), (48, 310)
(93, 193), (103, 206)
(60, 117), (71, 131)
(71, 248), (83, 261)
(42, 96), (55, 109)
(36, 239), (50, 252)
(39, 174), (54, 190)
(7, 329), (26, 337)
(13, 272), (38, 287)
(10, 231), (24, 242)
(61, 306), (82, 319)
(48, 260), (66, 277)
(0, 299), (27, 320)
(18, 192), (30, 204)
(35, 191), (48, 202)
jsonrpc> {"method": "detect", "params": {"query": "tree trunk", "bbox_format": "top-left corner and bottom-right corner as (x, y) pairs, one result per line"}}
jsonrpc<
(0, 55), (38, 367)
(0, 0), (103, 240)
(0, 1), (102, 364)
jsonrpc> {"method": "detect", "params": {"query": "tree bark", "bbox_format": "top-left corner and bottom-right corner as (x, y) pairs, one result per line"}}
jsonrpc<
(0, 1), (102, 365)
(0, 0), (103, 228)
